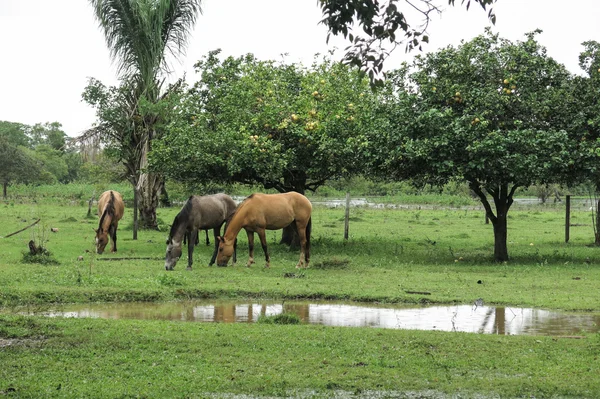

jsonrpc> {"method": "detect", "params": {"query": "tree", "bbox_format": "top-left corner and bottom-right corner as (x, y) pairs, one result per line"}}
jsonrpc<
(151, 52), (376, 244)
(28, 122), (67, 151)
(0, 137), (42, 198)
(84, 0), (202, 229)
(319, 0), (497, 82)
(26, 145), (69, 184)
(572, 41), (600, 244)
(0, 121), (31, 148)
(369, 30), (579, 261)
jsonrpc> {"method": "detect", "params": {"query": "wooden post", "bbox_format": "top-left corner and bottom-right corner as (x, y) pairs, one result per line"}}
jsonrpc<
(133, 187), (139, 240)
(565, 195), (570, 243)
(344, 192), (350, 241)
(87, 195), (94, 218)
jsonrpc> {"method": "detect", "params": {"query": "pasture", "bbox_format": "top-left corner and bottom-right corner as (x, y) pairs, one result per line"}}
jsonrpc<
(1, 191), (600, 397)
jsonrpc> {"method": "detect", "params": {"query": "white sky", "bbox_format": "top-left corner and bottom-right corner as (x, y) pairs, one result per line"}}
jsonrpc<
(0, 0), (598, 137)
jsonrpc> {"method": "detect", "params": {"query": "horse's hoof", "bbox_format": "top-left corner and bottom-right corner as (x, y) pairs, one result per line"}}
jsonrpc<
(186, 267), (192, 271)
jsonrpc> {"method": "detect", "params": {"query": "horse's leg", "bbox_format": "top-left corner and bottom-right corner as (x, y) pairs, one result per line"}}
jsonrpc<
(257, 228), (270, 268)
(209, 228), (220, 266)
(295, 219), (309, 268)
(110, 224), (118, 253)
(205, 229), (210, 246)
(233, 237), (237, 265)
(246, 230), (255, 267)
(187, 229), (197, 270)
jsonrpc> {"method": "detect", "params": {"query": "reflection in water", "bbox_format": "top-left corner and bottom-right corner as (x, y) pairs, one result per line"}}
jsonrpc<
(12, 301), (600, 336)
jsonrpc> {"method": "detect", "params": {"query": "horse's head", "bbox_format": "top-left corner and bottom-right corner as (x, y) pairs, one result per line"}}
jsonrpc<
(164, 238), (183, 270)
(216, 236), (234, 266)
(95, 228), (109, 254)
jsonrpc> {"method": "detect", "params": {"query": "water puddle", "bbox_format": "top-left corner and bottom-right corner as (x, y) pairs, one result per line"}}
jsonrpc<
(9, 301), (600, 336)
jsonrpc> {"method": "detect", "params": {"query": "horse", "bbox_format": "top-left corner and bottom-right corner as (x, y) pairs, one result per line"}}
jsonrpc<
(95, 190), (125, 254)
(216, 192), (312, 269)
(164, 193), (237, 270)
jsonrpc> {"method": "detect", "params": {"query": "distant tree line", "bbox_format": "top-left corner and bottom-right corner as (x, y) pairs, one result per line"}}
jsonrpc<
(0, 120), (124, 197)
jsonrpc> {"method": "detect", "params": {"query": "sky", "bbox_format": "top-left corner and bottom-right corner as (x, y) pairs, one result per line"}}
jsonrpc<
(0, 0), (598, 137)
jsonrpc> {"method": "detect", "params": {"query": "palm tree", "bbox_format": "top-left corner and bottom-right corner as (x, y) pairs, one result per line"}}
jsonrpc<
(88, 0), (202, 229)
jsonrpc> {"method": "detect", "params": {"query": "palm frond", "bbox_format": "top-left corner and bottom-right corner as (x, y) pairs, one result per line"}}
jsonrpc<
(89, 0), (202, 96)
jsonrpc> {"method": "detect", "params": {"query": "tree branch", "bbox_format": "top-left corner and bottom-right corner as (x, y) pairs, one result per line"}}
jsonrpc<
(469, 181), (496, 223)
(2, 219), (41, 239)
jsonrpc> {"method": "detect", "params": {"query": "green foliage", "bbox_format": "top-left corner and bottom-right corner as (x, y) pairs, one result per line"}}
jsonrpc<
(572, 41), (600, 189)
(0, 121), (82, 193)
(24, 145), (69, 184)
(0, 120), (31, 147)
(376, 29), (578, 188)
(151, 52), (376, 193)
(28, 122), (67, 151)
(0, 137), (42, 196)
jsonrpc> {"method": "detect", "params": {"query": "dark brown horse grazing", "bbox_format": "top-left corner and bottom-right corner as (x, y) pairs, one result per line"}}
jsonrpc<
(216, 192), (312, 268)
(165, 193), (237, 270)
(95, 190), (125, 254)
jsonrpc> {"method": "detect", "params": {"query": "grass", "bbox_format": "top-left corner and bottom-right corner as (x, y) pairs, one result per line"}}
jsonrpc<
(1, 315), (599, 398)
(1, 189), (600, 397)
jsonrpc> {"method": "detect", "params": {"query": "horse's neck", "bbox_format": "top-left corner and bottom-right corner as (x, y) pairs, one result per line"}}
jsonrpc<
(100, 209), (113, 231)
(171, 221), (188, 244)
(224, 210), (246, 240)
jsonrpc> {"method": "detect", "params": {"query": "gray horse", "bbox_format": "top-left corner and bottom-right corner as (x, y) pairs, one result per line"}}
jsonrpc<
(165, 193), (237, 270)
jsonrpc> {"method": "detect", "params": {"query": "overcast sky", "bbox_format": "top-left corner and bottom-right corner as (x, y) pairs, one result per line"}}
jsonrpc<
(0, 0), (598, 137)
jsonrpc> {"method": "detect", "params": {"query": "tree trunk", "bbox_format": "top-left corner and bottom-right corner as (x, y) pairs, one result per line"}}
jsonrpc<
(3, 182), (7, 198)
(135, 136), (164, 230)
(595, 199), (600, 246)
(137, 174), (163, 229)
(492, 211), (509, 262)
(469, 181), (515, 262)
(279, 181), (306, 248)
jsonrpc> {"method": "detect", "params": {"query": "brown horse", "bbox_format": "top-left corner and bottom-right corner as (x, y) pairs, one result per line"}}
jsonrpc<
(216, 192), (312, 268)
(95, 190), (125, 254)
(165, 193), (237, 270)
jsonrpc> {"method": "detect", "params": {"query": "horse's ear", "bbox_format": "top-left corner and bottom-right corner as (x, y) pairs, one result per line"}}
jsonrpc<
(217, 236), (223, 244)
(93, 228), (98, 233)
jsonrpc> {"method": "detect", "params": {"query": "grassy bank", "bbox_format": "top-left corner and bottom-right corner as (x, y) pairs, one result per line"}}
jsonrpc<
(1, 315), (599, 398)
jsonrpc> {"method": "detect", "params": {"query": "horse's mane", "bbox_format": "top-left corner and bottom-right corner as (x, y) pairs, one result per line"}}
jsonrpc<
(169, 196), (194, 240)
(98, 191), (116, 231)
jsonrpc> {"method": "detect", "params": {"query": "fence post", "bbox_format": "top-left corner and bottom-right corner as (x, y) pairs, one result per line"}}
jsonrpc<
(344, 192), (350, 241)
(133, 187), (139, 241)
(565, 195), (570, 243)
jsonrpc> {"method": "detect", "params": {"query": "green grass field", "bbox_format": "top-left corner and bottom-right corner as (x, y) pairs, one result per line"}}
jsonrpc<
(1, 191), (599, 398)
